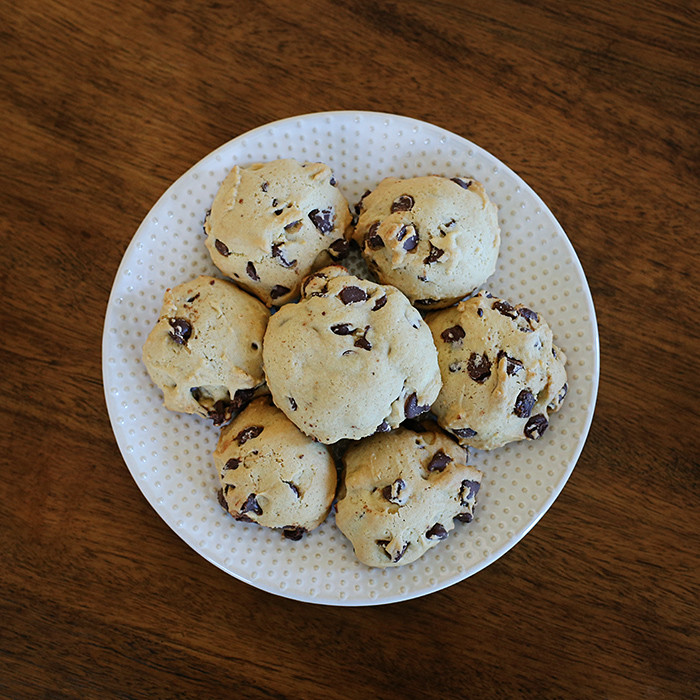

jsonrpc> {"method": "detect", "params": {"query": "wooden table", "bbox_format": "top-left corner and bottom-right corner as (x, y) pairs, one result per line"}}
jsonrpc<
(2, 1), (697, 697)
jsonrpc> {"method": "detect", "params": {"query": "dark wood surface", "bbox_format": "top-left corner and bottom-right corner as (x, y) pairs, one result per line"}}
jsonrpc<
(2, 1), (698, 697)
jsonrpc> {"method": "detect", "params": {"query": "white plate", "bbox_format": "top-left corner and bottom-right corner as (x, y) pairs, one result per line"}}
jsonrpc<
(102, 111), (599, 606)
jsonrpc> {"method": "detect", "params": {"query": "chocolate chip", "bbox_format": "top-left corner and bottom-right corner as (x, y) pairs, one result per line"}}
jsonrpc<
(405, 392), (430, 419)
(246, 261), (259, 281)
(456, 512), (473, 523)
(329, 239), (350, 259)
(301, 271), (328, 297)
(497, 350), (524, 375)
(426, 523), (448, 540)
(514, 389), (536, 418)
(283, 481), (300, 498)
(403, 233), (419, 251)
(168, 317), (192, 345)
(441, 325), (465, 343)
(240, 493), (262, 516)
(375, 420), (391, 434)
(261, 181), (269, 192)
(459, 479), (480, 504)
(270, 285), (290, 300)
(524, 414), (548, 439)
(518, 307), (539, 322)
(271, 198), (279, 207)
(377, 539), (409, 563)
(209, 399), (234, 426)
(477, 308), (484, 317)
(338, 286), (367, 304)
(235, 425), (264, 445)
(493, 300), (518, 319)
(331, 323), (353, 335)
(467, 352), (492, 383)
(283, 526), (306, 541)
(382, 478), (406, 504)
(453, 427), (477, 438)
(354, 327), (372, 350)
(451, 177), (472, 189)
(372, 294), (387, 311)
(366, 232), (385, 250)
(391, 194), (414, 212)
(288, 396), (297, 411)
(216, 488), (228, 512)
(214, 239), (230, 256)
(449, 362), (462, 373)
(223, 458), (240, 471)
(330, 176), (336, 186)
(423, 243), (444, 264)
(186, 293), (200, 303)
(308, 207), (334, 234)
(427, 450), (452, 472)
(271, 243), (296, 268)
(232, 387), (256, 411)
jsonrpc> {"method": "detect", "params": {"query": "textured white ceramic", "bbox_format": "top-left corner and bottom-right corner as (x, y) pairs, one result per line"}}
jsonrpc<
(102, 111), (599, 606)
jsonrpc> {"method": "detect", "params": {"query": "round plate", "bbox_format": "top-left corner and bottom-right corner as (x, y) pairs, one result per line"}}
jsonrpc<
(102, 111), (599, 606)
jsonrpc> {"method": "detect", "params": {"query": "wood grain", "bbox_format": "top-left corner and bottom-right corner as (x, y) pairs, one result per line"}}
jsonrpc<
(1, 0), (698, 697)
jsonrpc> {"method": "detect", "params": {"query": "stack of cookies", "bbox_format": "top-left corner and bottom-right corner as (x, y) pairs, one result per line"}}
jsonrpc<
(142, 158), (568, 568)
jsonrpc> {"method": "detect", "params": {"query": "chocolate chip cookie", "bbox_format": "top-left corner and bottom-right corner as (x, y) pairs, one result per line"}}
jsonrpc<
(426, 290), (568, 450)
(142, 276), (269, 424)
(262, 266), (442, 443)
(214, 397), (337, 538)
(204, 158), (353, 306)
(352, 175), (500, 309)
(335, 423), (483, 567)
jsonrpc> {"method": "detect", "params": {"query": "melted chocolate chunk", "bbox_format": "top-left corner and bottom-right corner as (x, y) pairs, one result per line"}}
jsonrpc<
(426, 523), (448, 540)
(214, 239), (230, 256)
(372, 294), (387, 311)
(441, 325), (465, 343)
(423, 243), (444, 264)
(453, 427), (477, 439)
(391, 194), (415, 212)
(186, 293), (200, 303)
(451, 177), (472, 189)
(365, 221), (384, 250)
(271, 243), (296, 268)
(240, 493), (262, 516)
(518, 307), (539, 322)
(216, 488), (228, 512)
(493, 300), (518, 319)
(274, 208), (284, 216)
(283, 526), (306, 541)
(168, 317), (192, 345)
(308, 207), (334, 234)
(396, 225), (408, 241)
(467, 352), (492, 383)
(338, 286), (367, 304)
(382, 478), (406, 504)
(223, 458), (240, 471)
(288, 396), (297, 411)
(270, 285), (290, 300)
(375, 420), (391, 434)
(302, 271), (327, 297)
(497, 350), (524, 375)
(459, 479), (480, 504)
(524, 414), (548, 439)
(235, 425), (264, 445)
(456, 512), (473, 523)
(405, 392), (430, 419)
(246, 261), (260, 281)
(329, 238), (350, 259)
(331, 323), (353, 335)
(514, 389), (536, 418)
(427, 450), (452, 472)
(208, 400), (233, 426)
